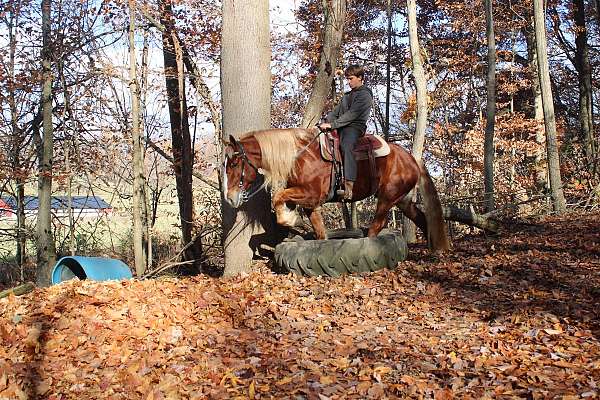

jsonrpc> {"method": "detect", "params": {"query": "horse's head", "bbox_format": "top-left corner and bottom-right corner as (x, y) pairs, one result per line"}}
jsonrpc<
(222, 134), (262, 208)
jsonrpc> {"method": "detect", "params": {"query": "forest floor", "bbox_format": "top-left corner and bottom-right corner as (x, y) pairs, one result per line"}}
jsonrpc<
(1, 212), (599, 399)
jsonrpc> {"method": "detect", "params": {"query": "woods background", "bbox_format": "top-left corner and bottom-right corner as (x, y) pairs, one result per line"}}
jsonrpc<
(0, 0), (598, 286)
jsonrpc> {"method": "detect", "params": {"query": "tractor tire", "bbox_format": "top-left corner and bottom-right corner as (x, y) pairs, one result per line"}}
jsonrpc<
(274, 230), (407, 277)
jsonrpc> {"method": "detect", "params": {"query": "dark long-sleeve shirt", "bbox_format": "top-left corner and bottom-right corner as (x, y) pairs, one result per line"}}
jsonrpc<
(326, 85), (373, 132)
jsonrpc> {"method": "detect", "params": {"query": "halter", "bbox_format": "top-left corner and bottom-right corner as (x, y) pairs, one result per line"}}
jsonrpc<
(227, 139), (268, 205)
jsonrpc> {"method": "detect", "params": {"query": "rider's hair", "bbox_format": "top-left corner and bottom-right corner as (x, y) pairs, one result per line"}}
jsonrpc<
(344, 64), (365, 80)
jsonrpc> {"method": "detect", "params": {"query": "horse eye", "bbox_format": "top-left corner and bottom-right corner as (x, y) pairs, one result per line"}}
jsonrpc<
(228, 156), (240, 167)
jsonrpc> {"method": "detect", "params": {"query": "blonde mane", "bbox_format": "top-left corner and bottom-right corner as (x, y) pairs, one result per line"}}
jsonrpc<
(242, 128), (317, 189)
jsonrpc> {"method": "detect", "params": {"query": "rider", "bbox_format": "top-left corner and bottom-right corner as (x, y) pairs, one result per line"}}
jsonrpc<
(319, 64), (373, 200)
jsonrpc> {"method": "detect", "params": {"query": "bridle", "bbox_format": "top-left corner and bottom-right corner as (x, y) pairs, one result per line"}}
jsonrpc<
(225, 139), (268, 205)
(225, 127), (326, 206)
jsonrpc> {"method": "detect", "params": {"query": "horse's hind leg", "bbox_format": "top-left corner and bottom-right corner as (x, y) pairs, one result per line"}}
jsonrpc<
(396, 196), (428, 235)
(367, 199), (394, 237)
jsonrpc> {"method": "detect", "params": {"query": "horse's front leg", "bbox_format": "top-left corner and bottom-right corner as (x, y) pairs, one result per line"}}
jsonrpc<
(272, 188), (304, 228)
(306, 207), (327, 240)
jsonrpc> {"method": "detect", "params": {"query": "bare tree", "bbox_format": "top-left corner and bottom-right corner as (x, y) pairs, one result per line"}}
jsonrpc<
(300, 0), (347, 128)
(403, 0), (428, 243)
(533, 0), (566, 213)
(483, 0), (496, 212)
(128, 0), (148, 276)
(160, 0), (203, 271)
(573, 0), (596, 173)
(221, 0), (273, 276)
(35, 0), (56, 285)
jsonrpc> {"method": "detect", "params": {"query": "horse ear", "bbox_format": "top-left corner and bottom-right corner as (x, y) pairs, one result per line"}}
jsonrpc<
(229, 135), (238, 147)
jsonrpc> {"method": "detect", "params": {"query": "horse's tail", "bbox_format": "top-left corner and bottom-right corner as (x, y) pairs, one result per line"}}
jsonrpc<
(417, 160), (451, 251)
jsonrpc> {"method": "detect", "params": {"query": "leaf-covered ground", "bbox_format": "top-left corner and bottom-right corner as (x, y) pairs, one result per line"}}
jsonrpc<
(1, 212), (599, 399)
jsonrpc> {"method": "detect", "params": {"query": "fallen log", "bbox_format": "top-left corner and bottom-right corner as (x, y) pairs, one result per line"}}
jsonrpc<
(442, 205), (499, 233)
(0, 282), (35, 299)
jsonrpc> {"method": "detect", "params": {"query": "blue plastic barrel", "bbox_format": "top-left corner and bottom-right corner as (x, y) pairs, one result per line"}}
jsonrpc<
(51, 256), (132, 284)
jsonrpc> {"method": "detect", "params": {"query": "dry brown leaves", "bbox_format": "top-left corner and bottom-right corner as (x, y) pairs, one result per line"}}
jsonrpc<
(1, 212), (599, 399)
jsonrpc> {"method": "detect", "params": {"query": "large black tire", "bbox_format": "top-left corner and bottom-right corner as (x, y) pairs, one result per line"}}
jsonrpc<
(274, 230), (407, 277)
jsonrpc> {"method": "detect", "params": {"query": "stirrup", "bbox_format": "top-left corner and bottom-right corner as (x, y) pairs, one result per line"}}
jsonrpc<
(336, 189), (353, 201)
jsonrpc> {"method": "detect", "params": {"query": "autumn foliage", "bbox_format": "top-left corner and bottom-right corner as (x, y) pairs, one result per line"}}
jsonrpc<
(1, 212), (599, 398)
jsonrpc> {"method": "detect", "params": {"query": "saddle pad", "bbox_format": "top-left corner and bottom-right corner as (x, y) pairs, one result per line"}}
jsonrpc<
(319, 133), (390, 161)
(355, 135), (390, 158)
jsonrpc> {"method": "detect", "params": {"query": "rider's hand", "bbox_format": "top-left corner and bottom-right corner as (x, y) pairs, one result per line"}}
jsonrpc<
(319, 122), (332, 131)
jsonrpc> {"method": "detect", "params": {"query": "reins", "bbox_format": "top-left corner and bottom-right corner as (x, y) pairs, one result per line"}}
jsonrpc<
(294, 127), (325, 160)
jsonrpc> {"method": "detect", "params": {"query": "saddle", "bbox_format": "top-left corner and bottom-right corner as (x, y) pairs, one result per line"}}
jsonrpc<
(319, 131), (391, 201)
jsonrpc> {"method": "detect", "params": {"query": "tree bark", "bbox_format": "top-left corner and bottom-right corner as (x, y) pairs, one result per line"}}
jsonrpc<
(533, 0), (567, 213)
(36, 0), (56, 286)
(301, 0), (346, 128)
(128, 0), (148, 276)
(404, 0), (428, 243)
(442, 206), (499, 233)
(0, 282), (35, 299)
(160, 0), (202, 272)
(573, 0), (596, 173)
(221, 0), (273, 276)
(483, 0), (496, 212)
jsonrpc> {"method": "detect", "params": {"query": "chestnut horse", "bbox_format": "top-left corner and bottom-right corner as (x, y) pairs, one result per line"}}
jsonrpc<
(222, 128), (450, 251)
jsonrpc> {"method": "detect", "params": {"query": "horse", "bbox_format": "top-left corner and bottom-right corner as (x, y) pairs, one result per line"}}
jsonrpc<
(222, 127), (450, 251)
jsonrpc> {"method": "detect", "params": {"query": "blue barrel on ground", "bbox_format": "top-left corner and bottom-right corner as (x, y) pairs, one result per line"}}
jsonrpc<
(51, 256), (133, 285)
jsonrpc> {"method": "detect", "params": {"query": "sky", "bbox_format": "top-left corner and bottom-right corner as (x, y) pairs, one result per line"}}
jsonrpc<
(270, 0), (299, 26)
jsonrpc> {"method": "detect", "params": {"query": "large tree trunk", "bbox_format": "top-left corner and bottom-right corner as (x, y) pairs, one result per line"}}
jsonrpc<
(524, 23), (548, 192)
(221, 0), (273, 276)
(404, 0), (428, 243)
(533, 0), (567, 213)
(301, 0), (346, 128)
(129, 0), (148, 276)
(483, 0), (496, 212)
(160, 0), (202, 272)
(36, 0), (56, 286)
(573, 0), (596, 173)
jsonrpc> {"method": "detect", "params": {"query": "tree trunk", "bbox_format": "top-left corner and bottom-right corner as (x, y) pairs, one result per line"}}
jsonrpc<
(404, 0), (428, 243)
(483, 0), (496, 212)
(36, 0), (56, 286)
(442, 205), (499, 233)
(129, 0), (148, 276)
(221, 0), (273, 276)
(524, 23), (548, 192)
(384, 0), (393, 140)
(160, 0), (202, 272)
(533, 0), (567, 213)
(383, 0), (392, 141)
(7, 4), (27, 270)
(65, 141), (75, 255)
(141, 30), (153, 270)
(301, 0), (346, 128)
(573, 0), (596, 173)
